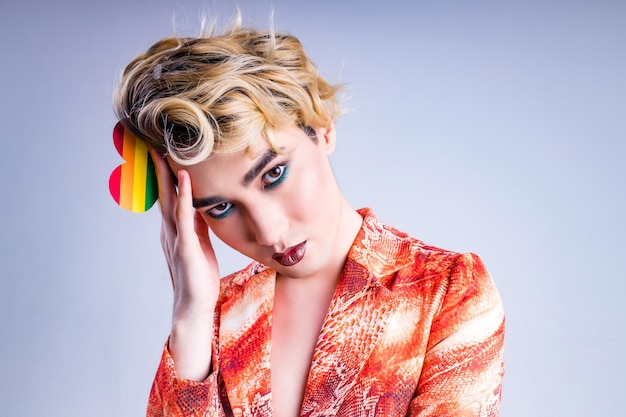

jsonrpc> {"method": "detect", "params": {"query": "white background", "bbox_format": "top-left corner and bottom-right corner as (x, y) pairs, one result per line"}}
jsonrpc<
(0, 0), (624, 415)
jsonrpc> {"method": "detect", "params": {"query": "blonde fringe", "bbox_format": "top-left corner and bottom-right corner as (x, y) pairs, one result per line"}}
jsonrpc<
(113, 11), (341, 165)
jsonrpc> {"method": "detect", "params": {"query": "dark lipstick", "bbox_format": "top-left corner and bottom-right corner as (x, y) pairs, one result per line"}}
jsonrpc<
(272, 241), (307, 267)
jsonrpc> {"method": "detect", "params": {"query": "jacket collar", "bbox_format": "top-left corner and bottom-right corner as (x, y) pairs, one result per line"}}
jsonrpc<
(218, 208), (412, 416)
(300, 208), (412, 414)
(347, 208), (414, 285)
(217, 267), (275, 415)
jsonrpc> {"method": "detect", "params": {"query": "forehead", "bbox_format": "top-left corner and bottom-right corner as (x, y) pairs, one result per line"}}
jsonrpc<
(168, 125), (307, 179)
(173, 142), (286, 194)
(169, 146), (259, 182)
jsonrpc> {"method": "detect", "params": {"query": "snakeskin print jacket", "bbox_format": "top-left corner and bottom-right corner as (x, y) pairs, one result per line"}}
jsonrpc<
(147, 208), (505, 416)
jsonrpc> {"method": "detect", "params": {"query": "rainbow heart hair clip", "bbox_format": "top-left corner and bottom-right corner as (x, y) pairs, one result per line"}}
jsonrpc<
(109, 121), (158, 212)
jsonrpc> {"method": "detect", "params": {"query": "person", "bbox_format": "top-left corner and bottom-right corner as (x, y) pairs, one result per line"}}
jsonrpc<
(113, 14), (505, 417)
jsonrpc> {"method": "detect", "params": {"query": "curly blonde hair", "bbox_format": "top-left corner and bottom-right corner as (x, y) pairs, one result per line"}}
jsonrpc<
(113, 17), (342, 165)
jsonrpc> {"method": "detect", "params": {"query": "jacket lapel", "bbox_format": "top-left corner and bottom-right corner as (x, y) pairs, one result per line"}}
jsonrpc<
(300, 209), (413, 416)
(215, 209), (413, 417)
(300, 259), (395, 416)
(218, 268), (275, 416)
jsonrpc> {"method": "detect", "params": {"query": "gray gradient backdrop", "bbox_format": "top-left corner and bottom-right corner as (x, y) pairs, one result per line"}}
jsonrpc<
(1, 0), (624, 415)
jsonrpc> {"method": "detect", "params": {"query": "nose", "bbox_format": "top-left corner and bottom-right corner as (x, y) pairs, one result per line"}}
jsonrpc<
(247, 204), (288, 248)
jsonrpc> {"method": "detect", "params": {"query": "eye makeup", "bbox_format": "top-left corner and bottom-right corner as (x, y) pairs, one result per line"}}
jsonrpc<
(205, 202), (234, 219)
(203, 162), (290, 220)
(262, 163), (289, 190)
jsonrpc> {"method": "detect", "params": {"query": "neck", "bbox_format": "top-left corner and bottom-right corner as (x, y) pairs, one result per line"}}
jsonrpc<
(277, 197), (362, 296)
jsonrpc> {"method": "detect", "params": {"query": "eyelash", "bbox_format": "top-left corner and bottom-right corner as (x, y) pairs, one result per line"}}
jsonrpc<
(205, 202), (233, 220)
(262, 163), (288, 190)
(204, 163), (289, 219)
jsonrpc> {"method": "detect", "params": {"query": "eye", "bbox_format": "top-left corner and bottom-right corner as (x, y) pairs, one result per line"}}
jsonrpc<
(205, 202), (233, 219)
(262, 164), (288, 189)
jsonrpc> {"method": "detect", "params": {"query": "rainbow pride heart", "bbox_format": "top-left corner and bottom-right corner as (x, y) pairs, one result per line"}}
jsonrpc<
(109, 121), (158, 212)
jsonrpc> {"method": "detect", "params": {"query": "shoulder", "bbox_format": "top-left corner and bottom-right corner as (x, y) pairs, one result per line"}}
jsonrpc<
(396, 240), (495, 291)
(353, 209), (485, 287)
(355, 210), (500, 306)
(385, 235), (505, 357)
(351, 208), (458, 283)
(388, 237), (462, 287)
(393, 235), (501, 313)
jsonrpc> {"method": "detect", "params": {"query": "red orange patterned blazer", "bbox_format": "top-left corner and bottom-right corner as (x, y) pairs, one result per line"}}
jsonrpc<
(147, 208), (505, 416)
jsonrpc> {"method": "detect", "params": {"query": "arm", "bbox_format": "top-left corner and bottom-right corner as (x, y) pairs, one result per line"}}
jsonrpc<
(146, 153), (223, 417)
(146, 341), (222, 417)
(410, 253), (505, 416)
(166, 169), (217, 381)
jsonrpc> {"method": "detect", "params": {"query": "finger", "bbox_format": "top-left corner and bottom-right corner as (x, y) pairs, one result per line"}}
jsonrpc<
(175, 169), (197, 245)
(194, 211), (219, 276)
(194, 212), (216, 256)
(150, 148), (177, 221)
(193, 210), (209, 241)
(194, 211), (215, 253)
(160, 219), (176, 290)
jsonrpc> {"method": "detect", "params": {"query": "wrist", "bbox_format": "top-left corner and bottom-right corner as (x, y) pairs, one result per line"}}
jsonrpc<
(172, 300), (216, 324)
(169, 316), (214, 382)
(173, 289), (217, 316)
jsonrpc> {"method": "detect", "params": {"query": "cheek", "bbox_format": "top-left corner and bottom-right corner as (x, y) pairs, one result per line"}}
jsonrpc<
(287, 161), (334, 221)
(206, 219), (248, 252)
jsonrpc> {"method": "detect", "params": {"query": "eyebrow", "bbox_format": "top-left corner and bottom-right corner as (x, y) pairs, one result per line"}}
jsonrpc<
(242, 149), (277, 186)
(192, 195), (226, 209)
(191, 149), (278, 209)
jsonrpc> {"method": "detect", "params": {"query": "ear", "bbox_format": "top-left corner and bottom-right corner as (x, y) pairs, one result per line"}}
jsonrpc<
(317, 123), (337, 155)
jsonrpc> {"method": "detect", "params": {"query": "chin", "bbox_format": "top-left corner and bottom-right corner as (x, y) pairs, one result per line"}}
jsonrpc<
(276, 251), (330, 279)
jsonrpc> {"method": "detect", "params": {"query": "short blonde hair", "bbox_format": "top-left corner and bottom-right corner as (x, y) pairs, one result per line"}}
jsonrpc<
(113, 18), (342, 165)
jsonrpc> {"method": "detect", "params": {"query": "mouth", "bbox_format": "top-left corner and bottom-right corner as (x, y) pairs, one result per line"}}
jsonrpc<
(272, 241), (307, 267)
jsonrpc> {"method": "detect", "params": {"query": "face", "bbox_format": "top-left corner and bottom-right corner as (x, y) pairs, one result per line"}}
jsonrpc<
(169, 125), (348, 279)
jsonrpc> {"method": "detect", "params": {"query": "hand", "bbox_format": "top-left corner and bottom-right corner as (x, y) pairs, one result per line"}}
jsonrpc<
(151, 149), (218, 381)
(152, 150), (220, 317)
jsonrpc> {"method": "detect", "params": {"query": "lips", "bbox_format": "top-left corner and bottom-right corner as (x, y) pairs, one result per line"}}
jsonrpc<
(272, 241), (307, 267)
